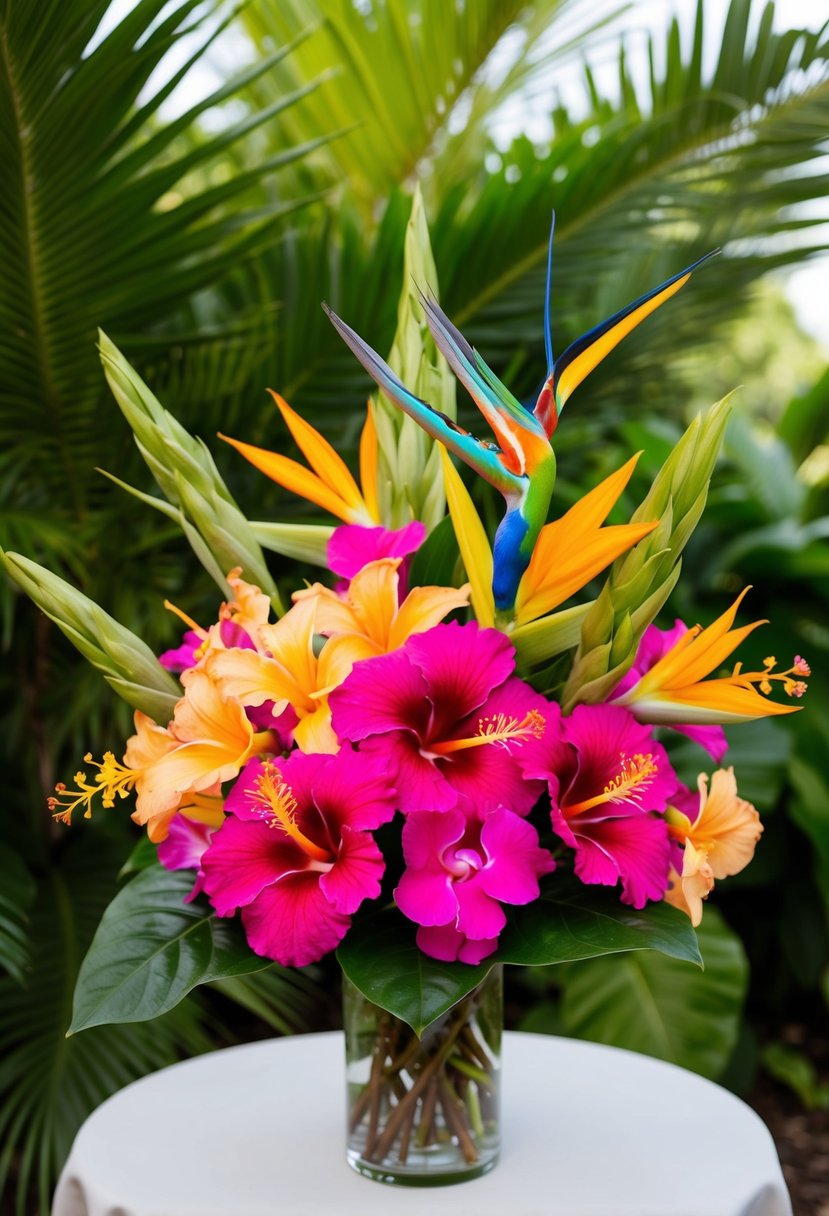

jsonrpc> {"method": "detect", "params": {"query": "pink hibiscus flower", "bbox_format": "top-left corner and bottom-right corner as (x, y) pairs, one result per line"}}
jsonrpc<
(200, 750), (396, 966)
(327, 520), (426, 584)
(524, 704), (677, 908)
(610, 620), (728, 762)
(329, 621), (550, 815)
(396, 802), (555, 964)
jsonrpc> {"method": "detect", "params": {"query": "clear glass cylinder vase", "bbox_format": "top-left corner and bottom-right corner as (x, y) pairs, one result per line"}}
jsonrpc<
(343, 966), (502, 1186)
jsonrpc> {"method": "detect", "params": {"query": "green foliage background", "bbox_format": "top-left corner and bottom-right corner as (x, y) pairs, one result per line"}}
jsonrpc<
(1, 0), (828, 1208)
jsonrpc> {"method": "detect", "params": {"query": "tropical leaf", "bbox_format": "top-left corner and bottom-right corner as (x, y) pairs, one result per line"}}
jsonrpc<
(338, 881), (700, 1035)
(558, 908), (749, 1079)
(69, 865), (271, 1034)
(0, 833), (215, 1216)
(241, 0), (622, 205)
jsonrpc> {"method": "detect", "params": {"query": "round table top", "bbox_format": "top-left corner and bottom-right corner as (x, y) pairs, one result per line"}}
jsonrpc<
(53, 1030), (790, 1216)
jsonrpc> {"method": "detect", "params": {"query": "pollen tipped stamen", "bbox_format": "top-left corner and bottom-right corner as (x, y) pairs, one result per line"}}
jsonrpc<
(430, 708), (546, 755)
(565, 752), (659, 816)
(732, 654), (810, 700)
(49, 751), (137, 825)
(254, 762), (331, 862)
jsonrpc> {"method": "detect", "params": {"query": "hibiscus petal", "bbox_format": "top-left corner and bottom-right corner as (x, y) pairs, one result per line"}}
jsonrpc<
(572, 813), (672, 909)
(241, 873), (351, 967)
(673, 722), (729, 763)
(454, 878), (506, 940)
(406, 621), (516, 728)
(479, 808), (555, 904)
(201, 816), (307, 916)
(359, 733), (458, 813)
(327, 521), (426, 579)
(157, 814), (215, 873)
(562, 703), (678, 815)
(319, 826), (385, 915)
(329, 649), (431, 742)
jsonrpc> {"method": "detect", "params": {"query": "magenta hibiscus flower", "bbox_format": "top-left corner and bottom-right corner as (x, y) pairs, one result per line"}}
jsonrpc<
(396, 802), (555, 964)
(200, 750), (396, 966)
(329, 621), (549, 814)
(327, 520), (426, 583)
(610, 620), (728, 762)
(524, 704), (677, 908)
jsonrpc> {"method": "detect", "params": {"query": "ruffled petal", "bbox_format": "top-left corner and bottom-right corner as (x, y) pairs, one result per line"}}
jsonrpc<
(201, 816), (307, 916)
(416, 923), (499, 965)
(572, 813), (672, 909)
(454, 878), (506, 940)
(319, 826), (385, 915)
(241, 872), (351, 966)
(479, 808), (555, 904)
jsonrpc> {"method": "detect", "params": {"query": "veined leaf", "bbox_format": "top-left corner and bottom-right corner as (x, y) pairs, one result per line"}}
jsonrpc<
(558, 908), (748, 1079)
(338, 880), (700, 1036)
(69, 866), (270, 1034)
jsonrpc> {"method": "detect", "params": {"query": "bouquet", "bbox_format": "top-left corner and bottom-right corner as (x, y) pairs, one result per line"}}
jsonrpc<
(4, 199), (809, 1184)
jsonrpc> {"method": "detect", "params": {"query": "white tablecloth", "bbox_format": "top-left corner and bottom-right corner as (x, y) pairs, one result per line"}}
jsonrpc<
(53, 1030), (791, 1216)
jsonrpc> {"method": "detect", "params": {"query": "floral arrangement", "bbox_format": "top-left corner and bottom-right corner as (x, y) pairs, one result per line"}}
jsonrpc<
(3, 198), (810, 1180)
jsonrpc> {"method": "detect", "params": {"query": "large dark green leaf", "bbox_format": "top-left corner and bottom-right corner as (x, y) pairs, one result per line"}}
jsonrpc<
(337, 911), (490, 1037)
(69, 865), (269, 1034)
(558, 908), (749, 1079)
(496, 879), (702, 967)
(339, 881), (700, 1035)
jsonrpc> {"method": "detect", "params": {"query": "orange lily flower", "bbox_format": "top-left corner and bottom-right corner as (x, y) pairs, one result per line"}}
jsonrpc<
(164, 567), (273, 661)
(205, 595), (376, 755)
(49, 671), (270, 841)
(294, 557), (470, 654)
(666, 767), (763, 925)
(514, 453), (658, 626)
(130, 669), (272, 837)
(220, 393), (379, 525)
(612, 588), (809, 725)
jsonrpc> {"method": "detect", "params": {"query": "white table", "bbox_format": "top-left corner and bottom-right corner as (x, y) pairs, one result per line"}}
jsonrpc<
(53, 1031), (791, 1216)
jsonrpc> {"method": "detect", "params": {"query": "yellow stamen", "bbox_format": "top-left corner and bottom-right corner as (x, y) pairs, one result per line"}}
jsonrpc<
(565, 752), (658, 816)
(430, 709), (545, 756)
(163, 600), (208, 639)
(729, 655), (810, 700)
(253, 761), (331, 862)
(49, 752), (137, 825)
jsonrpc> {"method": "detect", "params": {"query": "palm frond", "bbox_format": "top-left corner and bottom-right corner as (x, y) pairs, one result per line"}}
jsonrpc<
(0, 845), (35, 985)
(0, 0), (329, 529)
(0, 832), (215, 1215)
(240, 0), (623, 206)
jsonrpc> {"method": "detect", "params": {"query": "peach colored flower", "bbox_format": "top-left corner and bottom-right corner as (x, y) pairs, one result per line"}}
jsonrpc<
(294, 557), (469, 655)
(665, 767), (762, 925)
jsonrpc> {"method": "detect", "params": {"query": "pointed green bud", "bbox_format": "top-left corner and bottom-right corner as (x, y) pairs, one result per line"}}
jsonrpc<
(372, 188), (457, 531)
(2, 551), (179, 724)
(563, 394), (736, 711)
(98, 332), (283, 613)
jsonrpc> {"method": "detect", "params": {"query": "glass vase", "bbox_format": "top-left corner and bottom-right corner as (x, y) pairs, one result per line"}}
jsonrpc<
(343, 967), (502, 1186)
